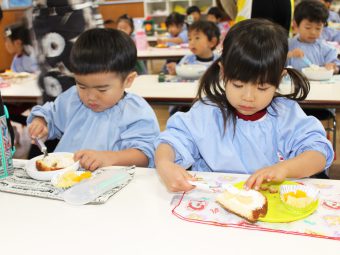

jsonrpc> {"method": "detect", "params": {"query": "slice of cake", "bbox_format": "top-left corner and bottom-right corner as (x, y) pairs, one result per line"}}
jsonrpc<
(216, 185), (268, 223)
(36, 155), (75, 171)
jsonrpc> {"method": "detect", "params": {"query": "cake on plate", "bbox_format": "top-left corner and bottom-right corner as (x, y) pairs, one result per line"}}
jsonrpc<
(216, 185), (268, 223)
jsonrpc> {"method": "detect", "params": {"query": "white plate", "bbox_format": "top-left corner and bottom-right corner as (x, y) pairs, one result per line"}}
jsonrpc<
(26, 152), (80, 181)
(176, 64), (207, 79)
(302, 67), (333, 81)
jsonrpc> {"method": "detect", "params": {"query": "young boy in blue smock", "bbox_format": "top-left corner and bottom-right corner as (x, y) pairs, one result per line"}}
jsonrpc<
(166, 21), (220, 75)
(27, 28), (160, 171)
(159, 12), (188, 47)
(287, 0), (339, 74)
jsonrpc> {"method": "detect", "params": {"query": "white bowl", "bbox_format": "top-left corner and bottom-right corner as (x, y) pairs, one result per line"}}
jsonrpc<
(302, 67), (333, 81)
(26, 152), (80, 181)
(176, 64), (207, 79)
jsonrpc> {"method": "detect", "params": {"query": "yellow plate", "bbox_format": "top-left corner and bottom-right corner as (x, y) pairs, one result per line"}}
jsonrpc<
(234, 181), (319, 223)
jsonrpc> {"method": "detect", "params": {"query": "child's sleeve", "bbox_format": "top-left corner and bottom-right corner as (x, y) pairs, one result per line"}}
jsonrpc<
(116, 100), (160, 168)
(323, 42), (340, 67)
(178, 30), (188, 44)
(277, 100), (334, 169)
(154, 104), (204, 169)
(27, 88), (75, 140)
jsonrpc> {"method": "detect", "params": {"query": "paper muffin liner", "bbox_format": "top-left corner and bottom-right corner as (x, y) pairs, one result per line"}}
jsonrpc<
(279, 184), (319, 213)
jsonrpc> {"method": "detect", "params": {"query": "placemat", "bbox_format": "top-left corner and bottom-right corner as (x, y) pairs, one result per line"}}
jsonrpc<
(0, 166), (134, 204)
(171, 173), (340, 240)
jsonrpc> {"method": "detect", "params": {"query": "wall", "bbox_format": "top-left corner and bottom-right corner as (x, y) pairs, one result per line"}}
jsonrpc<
(0, 1), (144, 71)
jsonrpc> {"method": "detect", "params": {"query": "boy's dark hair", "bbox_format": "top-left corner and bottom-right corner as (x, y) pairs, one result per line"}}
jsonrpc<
(5, 21), (31, 46)
(165, 12), (186, 27)
(186, 6), (201, 15)
(207, 7), (223, 20)
(294, 0), (329, 26)
(117, 14), (134, 33)
(104, 19), (115, 25)
(70, 28), (137, 78)
(198, 19), (309, 131)
(188, 21), (220, 50)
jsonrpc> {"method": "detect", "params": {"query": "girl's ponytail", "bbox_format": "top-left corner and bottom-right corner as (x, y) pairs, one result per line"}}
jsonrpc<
(279, 68), (310, 101)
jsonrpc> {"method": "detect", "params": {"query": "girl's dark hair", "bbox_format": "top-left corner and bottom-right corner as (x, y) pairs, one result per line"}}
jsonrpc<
(207, 7), (223, 20)
(70, 28), (137, 78)
(294, 0), (329, 26)
(5, 22), (31, 45)
(165, 12), (186, 27)
(198, 18), (309, 130)
(117, 14), (134, 33)
(189, 21), (220, 50)
(187, 6), (201, 15)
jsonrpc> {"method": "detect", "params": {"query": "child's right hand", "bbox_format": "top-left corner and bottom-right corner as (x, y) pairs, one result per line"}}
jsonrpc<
(157, 161), (196, 192)
(28, 117), (48, 142)
(288, 48), (304, 58)
(166, 62), (177, 75)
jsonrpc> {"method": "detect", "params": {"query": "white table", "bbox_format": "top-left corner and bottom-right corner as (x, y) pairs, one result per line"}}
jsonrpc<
(0, 159), (339, 255)
(137, 47), (191, 60)
(0, 77), (42, 104)
(128, 75), (340, 108)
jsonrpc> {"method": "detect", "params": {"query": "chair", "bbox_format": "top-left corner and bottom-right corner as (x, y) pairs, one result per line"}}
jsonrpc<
(304, 108), (336, 157)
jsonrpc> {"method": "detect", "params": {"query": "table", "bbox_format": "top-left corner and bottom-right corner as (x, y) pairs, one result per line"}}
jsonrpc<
(128, 75), (340, 108)
(137, 47), (191, 60)
(0, 159), (339, 255)
(0, 77), (42, 104)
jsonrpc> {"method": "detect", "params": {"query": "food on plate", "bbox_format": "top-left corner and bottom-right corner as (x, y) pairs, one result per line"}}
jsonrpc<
(260, 183), (269, 191)
(155, 43), (168, 48)
(54, 171), (92, 188)
(282, 189), (313, 208)
(268, 185), (279, 194)
(0, 70), (31, 79)
(216, 186), (268, 222)
(36, 154), (75, 171)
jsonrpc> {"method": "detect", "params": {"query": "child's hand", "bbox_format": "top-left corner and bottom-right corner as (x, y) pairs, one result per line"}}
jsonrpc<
(166, 62), (177, 75)
(157, 161), (196, 192)
(244, 165), (288, 190)
(288, 48), (304, 58)
(324, 63), (338, 73)
(28, 117), (48, 142)
(74, 150), (112, 171)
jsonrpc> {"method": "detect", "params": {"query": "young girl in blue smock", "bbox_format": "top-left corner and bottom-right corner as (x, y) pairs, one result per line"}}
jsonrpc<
(4, 22), (38, 73)
(155, 19), (334, 192)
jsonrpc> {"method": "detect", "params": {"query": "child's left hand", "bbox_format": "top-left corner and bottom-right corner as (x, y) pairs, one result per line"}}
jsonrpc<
(244, 165), (288, 190)
(74, 150), (112, 171)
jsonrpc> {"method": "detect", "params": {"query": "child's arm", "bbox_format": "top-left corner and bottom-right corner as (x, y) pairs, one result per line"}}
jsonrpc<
(74, 148), (149, 171)
(159, 36), (184, 45)
(166, 62), (177, 75)
(155, 143), (195, 192)
(245, 150), (326, 190)
(287, 48), (304, 59)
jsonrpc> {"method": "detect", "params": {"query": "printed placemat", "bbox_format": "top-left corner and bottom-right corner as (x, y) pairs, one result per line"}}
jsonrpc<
(0, 166), (134, 204)
(171, 173), (340, 240)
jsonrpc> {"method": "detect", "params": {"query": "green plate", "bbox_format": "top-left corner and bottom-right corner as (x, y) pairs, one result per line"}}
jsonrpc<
(234, 181), (319, 223)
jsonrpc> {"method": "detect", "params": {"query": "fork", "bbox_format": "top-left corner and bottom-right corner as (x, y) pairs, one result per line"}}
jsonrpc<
(34, 138), (48, 159)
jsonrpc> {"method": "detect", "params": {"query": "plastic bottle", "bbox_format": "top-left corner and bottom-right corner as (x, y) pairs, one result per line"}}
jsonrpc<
(134, 19), (149, 50)
(61, 169), (131, 205)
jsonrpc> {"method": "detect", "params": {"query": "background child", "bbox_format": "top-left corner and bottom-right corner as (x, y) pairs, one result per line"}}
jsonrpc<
(116, 14), (134, 38)
(159, 12), (188, 47)
(154, 19), (334, 192)
(287, 0), (340, 73)
(206, 6), (230, 43)
(186, 6), (201, 24)
(166, 21), (220, 75)
(116, 14), (147, 74)
(27, 28), (160, 170)
(4, 22), (38, 73)
(320, 0), (340, 23)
